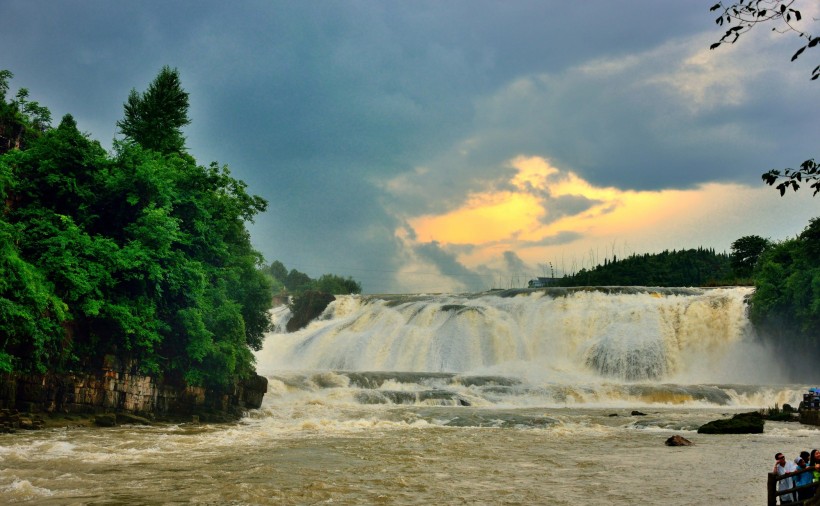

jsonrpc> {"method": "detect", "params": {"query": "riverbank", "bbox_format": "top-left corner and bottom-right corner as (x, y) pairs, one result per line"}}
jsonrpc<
(0, 369), (268, 431)
(1, 407), (248, 434)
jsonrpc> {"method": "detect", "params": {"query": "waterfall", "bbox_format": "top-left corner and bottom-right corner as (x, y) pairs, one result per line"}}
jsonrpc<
(257, 287), (762, 384)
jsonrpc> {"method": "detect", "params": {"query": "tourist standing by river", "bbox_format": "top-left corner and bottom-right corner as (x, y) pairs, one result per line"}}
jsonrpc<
(794, 453), (813, 501)
(774, 453), (797, 503)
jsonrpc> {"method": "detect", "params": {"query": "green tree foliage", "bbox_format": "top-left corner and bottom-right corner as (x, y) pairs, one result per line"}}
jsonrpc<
(116, 66), (190, 154)
(750, 217), (820, 350)
(0, 219), (68, 373)
(267, 260), (288, 283)
(0, 68), (271, 387)
(264, 260), (363, 295)
(557, 248), (733, 287)
(315, 274), (362, 295)
(0, 70), (51, 153)
(285, 269), (314, 293)
(708, 2), (819, 195)
(730, 235), (771, 278)
(286, 290), (336, 332)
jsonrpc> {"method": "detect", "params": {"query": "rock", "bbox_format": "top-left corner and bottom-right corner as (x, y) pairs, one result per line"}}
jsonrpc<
(240, 374), (268, 410)
(631, 410), (647, 416)
(94, 413), (117, 427)
(116, 412), (153, 425)
(18, 417), (44, 430)
(697, 411), (764, 434)
(608, 413), (618, 417)
(665, 435), (694, 446)
(0, 370), (268, 425)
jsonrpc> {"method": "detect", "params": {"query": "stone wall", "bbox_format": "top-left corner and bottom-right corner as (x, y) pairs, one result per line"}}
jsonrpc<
(0, 370), (268, 423)
(800, 409), (820, 426)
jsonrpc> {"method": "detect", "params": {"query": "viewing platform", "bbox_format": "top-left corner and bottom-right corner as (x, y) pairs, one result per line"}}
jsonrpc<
(799, 388), (820, 426)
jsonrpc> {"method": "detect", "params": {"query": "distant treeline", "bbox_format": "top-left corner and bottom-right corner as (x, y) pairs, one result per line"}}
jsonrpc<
(552, 220), (820, 356)
(262, 260), (362, 296)
(557, 247), (734, 287)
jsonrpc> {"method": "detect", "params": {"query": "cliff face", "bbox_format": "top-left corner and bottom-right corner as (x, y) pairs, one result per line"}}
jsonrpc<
(0, 369), (268, 424)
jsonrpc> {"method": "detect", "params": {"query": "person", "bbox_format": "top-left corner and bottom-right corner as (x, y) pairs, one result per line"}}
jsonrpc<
(794, 453), (813, 501)
(810, 449), (820, 483)
(773, 452), (797, 504)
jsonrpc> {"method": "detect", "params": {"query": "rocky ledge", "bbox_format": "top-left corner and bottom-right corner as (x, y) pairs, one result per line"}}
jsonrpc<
(697, 411), (764, 434)
(0, 369), (268, 430)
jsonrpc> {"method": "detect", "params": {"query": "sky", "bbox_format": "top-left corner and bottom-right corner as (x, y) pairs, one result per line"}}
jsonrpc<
(2, 0), (817, 293)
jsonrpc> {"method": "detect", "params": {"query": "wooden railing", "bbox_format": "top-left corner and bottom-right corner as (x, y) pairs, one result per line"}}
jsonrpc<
(768, 467), (818, 505)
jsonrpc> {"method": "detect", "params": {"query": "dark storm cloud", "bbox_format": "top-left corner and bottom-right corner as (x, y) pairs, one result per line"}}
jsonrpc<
(2, 1), (815, 292)
(502, 251), (528, 273)
(540, 195), (601, 225)
(413, 242), (487, 292)
(524, 231), (584, 248)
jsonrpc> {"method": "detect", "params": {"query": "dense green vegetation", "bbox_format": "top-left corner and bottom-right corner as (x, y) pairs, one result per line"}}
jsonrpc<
(749, 218), (820, 350)
(263, 260), (362, 296)
(552, 221), (820, 354)
(556, 247), (734, 287)
(0, 68), (272, 387)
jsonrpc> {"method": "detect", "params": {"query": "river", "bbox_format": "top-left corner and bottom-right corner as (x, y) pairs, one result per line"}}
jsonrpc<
(1, 287), (816, 504)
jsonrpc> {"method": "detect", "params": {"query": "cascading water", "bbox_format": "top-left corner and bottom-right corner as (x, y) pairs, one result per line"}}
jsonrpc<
(256, 286), (799, 409)
(259, 287), (754, 381)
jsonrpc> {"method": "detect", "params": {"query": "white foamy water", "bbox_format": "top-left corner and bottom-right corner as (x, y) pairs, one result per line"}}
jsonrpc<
(258, 287), (779, 385)
(1, 287), (816, 504)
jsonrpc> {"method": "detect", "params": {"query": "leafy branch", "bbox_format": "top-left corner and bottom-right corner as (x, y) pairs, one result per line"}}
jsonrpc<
(709, 0), (819, 81)
(762, 158), (820, 195)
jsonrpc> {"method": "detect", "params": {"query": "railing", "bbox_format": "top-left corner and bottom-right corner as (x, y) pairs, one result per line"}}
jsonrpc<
(768, 467), (818, 505)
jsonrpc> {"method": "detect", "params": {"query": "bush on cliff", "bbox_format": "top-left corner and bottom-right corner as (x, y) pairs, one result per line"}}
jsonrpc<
(287, 291), (336, 332)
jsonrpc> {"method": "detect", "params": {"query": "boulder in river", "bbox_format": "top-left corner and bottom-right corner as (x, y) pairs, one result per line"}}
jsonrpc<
(697, 411), (764, 434)
(94, 413), (117, 427)
(665, 435), (693, 446)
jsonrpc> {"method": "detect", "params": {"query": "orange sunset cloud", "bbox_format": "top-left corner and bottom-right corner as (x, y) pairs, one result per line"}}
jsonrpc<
(404, 156), (737, 273)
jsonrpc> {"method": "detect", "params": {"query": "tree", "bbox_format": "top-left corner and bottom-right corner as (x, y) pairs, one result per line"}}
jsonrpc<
(285, 268), (313, 292)
(0, 70), (51, 153)
(0, 69), (272, 387)
(267, 260), (288, 283)
(116, 66), (190, 154)
(730, 235), (771, 278)
(708, 1), (818, 195)
(315, 273), (362, 295)
(749, 217), (820, 351)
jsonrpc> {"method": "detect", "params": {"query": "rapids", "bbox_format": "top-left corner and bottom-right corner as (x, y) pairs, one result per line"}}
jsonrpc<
(258, 286), (783, 387)
(1, 286), (816, 504)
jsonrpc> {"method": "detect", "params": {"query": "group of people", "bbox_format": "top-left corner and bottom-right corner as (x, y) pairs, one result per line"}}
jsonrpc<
(774, 449), (820, 503)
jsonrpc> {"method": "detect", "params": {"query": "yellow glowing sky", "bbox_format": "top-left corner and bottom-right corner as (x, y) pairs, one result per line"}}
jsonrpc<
(409, 156), (693, 246)
(401, 155), (815, 286)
